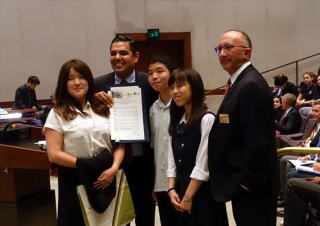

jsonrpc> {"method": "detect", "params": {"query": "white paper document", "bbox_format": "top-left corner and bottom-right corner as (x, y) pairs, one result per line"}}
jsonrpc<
(289, 160), (316, 167)
(109, 86), (145, 142)
(296, 165), (320, 175)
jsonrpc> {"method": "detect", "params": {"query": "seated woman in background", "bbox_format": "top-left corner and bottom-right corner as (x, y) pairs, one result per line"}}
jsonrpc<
(299, 73), (320, 118)
(273, 95), (284, 122)
(167, 68), (228, 226)
(44, 59), (125, 226)
(272, 74), (299, 97)
(296, 72), (317, 108)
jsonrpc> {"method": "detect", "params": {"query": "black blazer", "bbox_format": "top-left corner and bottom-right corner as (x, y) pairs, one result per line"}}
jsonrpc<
(282, 82), (299, 97)
(208, 64), (278, 202)
(12, 84), (42, 110)
(275, 107), (301, 135)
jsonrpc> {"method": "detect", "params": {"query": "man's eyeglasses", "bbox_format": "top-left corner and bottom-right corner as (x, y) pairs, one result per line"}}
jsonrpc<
(214, 45), (248, 53)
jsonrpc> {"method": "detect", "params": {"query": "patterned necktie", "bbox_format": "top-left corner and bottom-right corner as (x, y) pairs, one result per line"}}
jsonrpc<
(305, 126), (318, 144)
(224, 79), (231, 96)
(310, 127), (320, 147)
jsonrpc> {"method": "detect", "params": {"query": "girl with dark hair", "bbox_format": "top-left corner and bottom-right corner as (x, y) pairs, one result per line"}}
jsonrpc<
(296, 72), (317, 107)
(167, 68), (228, 226)
(273, 95), (284, 122)
(273, 74), (299, 97)
(148, 54), (178, 226)
(44, 59), (125, 225)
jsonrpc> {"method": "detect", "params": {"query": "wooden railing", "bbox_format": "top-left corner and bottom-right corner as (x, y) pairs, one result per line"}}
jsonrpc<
(206, 52), (320, 96)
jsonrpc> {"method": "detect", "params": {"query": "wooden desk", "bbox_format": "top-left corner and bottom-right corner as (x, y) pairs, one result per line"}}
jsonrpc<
(0, 128), (56, 226)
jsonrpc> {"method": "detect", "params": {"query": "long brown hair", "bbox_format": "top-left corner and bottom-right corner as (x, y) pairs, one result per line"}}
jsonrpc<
(54, 59), (109, 120)
(168, 68), (207, 136)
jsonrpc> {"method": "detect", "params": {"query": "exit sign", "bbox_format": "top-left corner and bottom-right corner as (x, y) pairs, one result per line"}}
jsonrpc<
(147, 29), (160, 39)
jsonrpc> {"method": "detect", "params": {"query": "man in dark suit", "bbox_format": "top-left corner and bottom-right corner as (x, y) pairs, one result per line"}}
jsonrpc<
(278, 100), (320, 203)
(12, 75), (43, 110)
(93, 35), (157, 226)
(276, 93), (301, 135)
(208, 30), (278, 226)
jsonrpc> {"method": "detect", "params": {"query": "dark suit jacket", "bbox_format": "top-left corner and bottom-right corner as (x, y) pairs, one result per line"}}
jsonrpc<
(275, 107), (301, 135)
(208, 64), (278, 202)
(93, 71), (157, 155)
(282, 82), (299, 97)
(12, 84), (42, 110)
(276, 118), (316, 148)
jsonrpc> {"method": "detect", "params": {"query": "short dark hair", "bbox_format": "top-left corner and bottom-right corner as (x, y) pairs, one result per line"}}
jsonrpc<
(225, 29), (252, 48)
(28, 75), (40, 85)
(273, 74), (288, 86)
(168, 68), (207, 136)
(148, 54), (177, 72)
(317, 66), (320, 76)
(110, 35), (137, 54)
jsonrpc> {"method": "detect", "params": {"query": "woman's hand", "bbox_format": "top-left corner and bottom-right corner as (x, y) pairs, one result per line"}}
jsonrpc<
(298, 155), (311, 161)
(168, 190), (182, 211)
(93, 167), (117, 190)
(180, 196), (193, 214)
(296, 100), (304, 107)
(95, 91), (113, 107)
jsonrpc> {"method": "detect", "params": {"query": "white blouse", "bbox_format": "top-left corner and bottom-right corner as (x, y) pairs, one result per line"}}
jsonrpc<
(44, 104), (113, 158)
(167, 113), (215, 181)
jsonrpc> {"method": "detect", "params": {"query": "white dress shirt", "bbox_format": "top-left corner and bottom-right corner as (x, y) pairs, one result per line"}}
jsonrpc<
(229, 61), (251, 86)
(44, 104), (113, 158)
(167, 113), (215, 181)
(149, 97), (171, 192)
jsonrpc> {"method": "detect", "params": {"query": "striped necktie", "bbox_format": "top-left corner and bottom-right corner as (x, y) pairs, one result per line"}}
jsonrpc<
(305, 126), (318, 145)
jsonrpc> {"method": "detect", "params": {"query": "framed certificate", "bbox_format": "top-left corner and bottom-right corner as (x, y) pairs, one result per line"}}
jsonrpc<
(109, 84), (150, 143)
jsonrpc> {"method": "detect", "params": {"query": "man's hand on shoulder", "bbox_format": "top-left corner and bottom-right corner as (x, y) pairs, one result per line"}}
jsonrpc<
(95, 91), (113, 107)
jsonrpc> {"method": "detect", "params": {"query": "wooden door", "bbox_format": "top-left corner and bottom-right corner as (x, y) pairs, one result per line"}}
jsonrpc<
(118, 32), (192, 72)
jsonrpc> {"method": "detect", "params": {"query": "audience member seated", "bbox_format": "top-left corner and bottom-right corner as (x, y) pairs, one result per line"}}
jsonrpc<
(276, 93), (301, 135)
(37, 95), (56, 125)
(300, 73), (320, 118)
(272, 74), (299, 97)
(296, 72), (317, 108)
(276, 115), (315, 148)
(283, 177), (320, 226)
(12, 75), (43, 110)
(274, 95), (284, 122)
(278, 100), (320, 204)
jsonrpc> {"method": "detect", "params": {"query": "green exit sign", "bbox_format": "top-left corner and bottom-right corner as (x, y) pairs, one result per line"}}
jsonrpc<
(147, 29), (160, 39)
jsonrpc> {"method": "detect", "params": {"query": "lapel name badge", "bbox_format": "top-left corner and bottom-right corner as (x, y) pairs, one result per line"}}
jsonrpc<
(219, 114), (230, 124)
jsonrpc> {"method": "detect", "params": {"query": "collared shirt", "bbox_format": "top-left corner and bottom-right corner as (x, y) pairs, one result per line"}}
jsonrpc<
(114, 71), (136, 84)
(306, 122), (320, 161)
(282, 107), (293, 119)
(44, 104), (113, 158)
(167, 113), (215, 181)
(229, 61), (251, 86)
(149, 97), (171, 192)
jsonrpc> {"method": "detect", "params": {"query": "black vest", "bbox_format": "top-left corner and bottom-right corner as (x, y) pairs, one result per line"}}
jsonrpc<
(172, 113), (210, 195)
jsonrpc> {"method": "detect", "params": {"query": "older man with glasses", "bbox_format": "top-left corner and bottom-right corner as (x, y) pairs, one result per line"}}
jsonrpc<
(208, 29), (278, 226)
